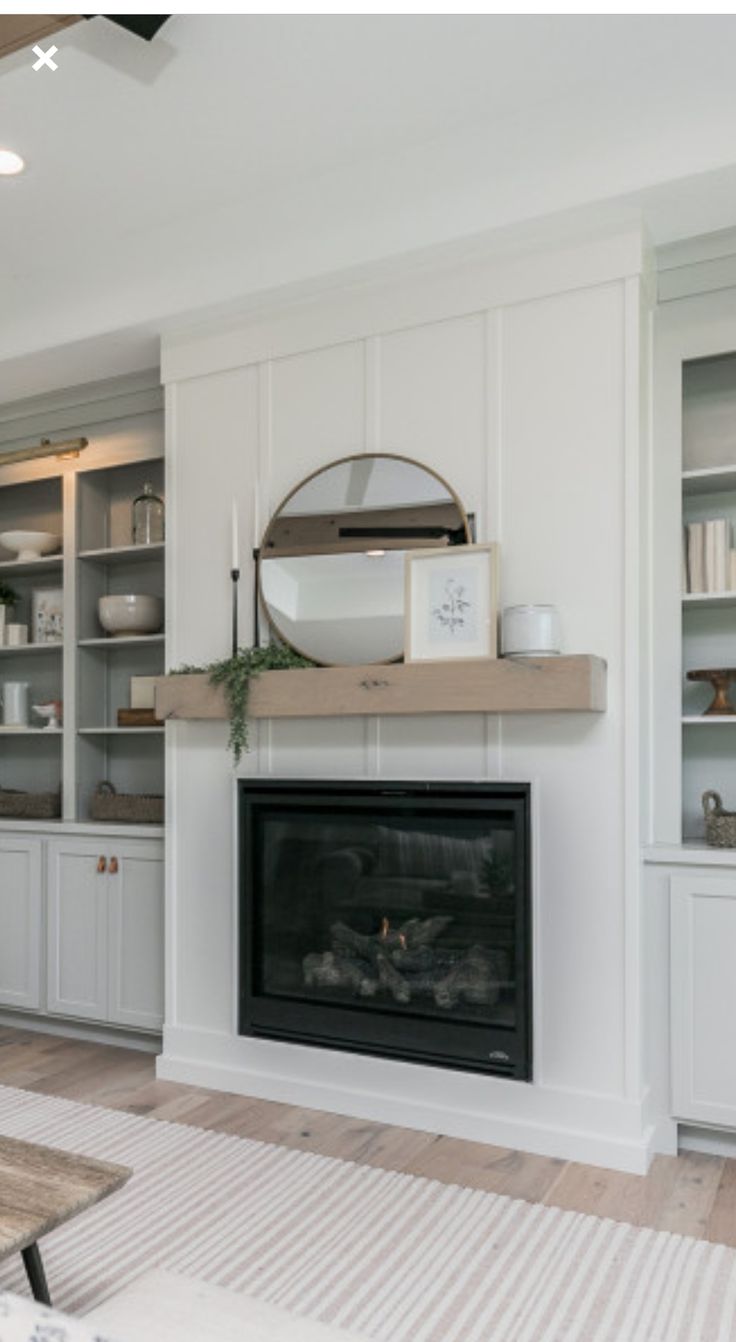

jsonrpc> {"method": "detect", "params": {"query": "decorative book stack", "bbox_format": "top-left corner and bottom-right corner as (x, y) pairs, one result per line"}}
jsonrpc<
(684, 517), (736, 593)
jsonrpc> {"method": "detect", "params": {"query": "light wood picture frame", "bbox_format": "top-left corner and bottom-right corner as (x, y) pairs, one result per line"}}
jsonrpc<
(404, 544), (500, 663)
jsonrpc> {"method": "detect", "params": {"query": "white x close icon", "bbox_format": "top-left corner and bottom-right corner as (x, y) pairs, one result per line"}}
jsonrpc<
(32, 44), (58, 71)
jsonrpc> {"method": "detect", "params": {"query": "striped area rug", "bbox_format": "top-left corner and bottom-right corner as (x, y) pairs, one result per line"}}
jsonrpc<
(0, 1084), (735, 1341)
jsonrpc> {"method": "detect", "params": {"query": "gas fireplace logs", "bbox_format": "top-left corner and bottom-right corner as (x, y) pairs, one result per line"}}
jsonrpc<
(303, 916), (507, 1009)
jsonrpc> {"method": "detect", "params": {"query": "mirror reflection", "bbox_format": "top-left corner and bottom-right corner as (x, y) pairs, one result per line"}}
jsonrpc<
(259, 454), (470, 666)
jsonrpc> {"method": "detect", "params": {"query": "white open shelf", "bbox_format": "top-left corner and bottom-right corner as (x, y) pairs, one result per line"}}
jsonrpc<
(0, 554), (63, 577)
(682, 716), (736, 725)
(644, 842), (736, 868)
(683, 591), (736, 609)
(78, 542), (165, 565)
(78, 726), (164, 736)
(0, 727), (62, 736)
(682, 464), (736, 496)
(0, 643), (62, 656)
(78, 635), (164, 649)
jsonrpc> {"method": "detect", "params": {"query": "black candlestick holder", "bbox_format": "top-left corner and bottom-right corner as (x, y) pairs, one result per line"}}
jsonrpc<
(231, 567), (240, 657)
(252, 547), (261, 647)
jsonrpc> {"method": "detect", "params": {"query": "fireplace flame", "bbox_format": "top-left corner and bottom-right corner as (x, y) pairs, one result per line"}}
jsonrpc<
(380, 917), (390, 940)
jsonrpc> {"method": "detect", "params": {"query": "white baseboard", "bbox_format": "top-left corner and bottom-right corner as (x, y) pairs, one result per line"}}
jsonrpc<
(158, 1025), (654, 1175)
(643, 1114), (679, 1161)
(0, 1008), (161, 1054)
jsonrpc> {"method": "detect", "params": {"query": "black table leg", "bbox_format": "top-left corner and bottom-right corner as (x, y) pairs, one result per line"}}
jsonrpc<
(21, 1242), (51, 1306)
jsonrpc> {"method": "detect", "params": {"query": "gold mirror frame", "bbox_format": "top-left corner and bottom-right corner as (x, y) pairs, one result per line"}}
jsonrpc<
(258, 452), (472, 666)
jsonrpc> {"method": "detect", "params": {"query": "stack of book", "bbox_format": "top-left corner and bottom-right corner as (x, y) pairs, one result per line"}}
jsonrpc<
(684, 517), (736, 593)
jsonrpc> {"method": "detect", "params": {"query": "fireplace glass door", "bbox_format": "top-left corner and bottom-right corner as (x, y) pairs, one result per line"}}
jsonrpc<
(239, 781), (531, 1077)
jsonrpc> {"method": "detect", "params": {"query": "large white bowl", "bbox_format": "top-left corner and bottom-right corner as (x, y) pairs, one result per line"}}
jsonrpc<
(98, 594), (163, 638)
(0, 530), (61, 562)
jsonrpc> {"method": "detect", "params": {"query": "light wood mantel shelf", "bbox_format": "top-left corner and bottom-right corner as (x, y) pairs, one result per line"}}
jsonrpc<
(155, 655), (606, 722)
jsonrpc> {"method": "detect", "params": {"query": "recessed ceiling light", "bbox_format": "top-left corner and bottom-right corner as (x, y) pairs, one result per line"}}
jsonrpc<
(0, 149), (25, 177)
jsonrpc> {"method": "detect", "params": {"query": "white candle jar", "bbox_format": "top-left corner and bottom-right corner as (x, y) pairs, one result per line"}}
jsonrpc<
(501, 605), (561, 658)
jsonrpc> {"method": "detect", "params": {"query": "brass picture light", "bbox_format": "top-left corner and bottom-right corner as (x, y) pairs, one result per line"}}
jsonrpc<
(0, 437), (89, 468)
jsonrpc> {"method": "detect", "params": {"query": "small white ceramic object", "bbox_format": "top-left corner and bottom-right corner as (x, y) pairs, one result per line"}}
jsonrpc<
(0, 530), (61, 562)
(502, 605), (561, 658)
(5, 623), (28, 647)
(32, 701), (61, 730)
(98, 594), (163, 638)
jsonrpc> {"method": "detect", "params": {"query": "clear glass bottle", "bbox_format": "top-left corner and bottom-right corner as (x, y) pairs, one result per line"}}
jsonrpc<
(132, 483), (165, 546)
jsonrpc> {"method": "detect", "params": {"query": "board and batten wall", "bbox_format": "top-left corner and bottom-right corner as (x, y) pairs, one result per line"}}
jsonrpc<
(158, 227), (665, 1172)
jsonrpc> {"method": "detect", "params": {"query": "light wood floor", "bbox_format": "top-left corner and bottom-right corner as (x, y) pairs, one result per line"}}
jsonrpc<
(2, 1024), (735, 1248)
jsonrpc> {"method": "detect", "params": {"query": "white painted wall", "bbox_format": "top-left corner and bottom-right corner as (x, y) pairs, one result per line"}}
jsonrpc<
(160, 228), (655, 1172)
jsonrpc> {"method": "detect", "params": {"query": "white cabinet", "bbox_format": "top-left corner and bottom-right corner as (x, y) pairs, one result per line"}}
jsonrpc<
(47, 836), (163, 1030)
(0, 835), (42, 1011)
(671, 873), (736, 1126)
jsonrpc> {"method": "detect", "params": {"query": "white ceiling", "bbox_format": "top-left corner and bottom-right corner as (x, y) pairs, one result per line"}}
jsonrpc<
(4, 14), (736, 391)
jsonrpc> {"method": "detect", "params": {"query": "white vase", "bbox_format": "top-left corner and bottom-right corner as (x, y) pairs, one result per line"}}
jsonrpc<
(2, 681), (30, 727)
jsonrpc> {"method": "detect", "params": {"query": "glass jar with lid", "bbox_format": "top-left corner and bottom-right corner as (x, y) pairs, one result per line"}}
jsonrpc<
(132, 483), (165, 546)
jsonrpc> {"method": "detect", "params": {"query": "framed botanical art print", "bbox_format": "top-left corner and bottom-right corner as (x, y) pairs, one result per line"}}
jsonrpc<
(404, 544), (499, 662)
(32, 587), (64, 644)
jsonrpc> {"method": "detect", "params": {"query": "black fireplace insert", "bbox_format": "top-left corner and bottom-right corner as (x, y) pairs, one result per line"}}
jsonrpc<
(238, 780), (532, 1078)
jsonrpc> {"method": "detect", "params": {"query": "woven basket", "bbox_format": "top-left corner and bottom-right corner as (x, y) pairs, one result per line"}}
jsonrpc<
(89, 781), (163, 825)
(0, 788), (61, 819)
(703, 791), (736, 847)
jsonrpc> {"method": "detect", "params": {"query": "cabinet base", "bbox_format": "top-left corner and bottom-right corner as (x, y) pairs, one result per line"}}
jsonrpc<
(679, 1122), (736, 1158)
(0, 1007), (161, 1053)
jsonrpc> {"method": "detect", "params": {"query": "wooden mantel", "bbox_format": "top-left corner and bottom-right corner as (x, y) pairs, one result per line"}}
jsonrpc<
(155, 655), (606, 722)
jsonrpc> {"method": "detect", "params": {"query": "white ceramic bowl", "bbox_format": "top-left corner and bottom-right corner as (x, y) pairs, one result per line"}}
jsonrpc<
(0, 530), (61, 563)
(98, 594), (163, 638)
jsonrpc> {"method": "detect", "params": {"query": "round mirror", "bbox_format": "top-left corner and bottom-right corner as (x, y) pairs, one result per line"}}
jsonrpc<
(259, 453), (471, 665)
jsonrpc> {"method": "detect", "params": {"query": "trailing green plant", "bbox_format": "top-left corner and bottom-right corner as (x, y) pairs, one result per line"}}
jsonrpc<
(0, 581), (17, 607)
(175, 644), (313, 764)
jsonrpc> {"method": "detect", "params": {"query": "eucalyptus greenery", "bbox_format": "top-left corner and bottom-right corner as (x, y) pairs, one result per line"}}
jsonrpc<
(0, 581), (17, 607)
(175, 644), (313, 764)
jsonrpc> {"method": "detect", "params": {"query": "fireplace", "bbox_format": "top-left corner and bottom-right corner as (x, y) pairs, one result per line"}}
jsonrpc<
(238, 780), (532, 1078)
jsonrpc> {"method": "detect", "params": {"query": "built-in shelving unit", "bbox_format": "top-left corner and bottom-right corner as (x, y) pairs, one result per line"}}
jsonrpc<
(76, 457), (165, 819)
(0, 399), (165, 825)
(0, 472), (64, 801)
(681, 352), (736, 841)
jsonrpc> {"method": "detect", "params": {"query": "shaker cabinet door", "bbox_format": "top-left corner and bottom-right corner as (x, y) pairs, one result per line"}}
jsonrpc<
(0, 835), (42, 1010)
(108, 842), (164, 1031)
(671, 874), (736, 1127)
(46, 839), (109, 1022)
